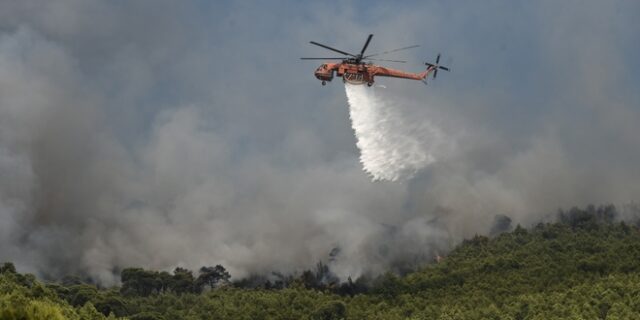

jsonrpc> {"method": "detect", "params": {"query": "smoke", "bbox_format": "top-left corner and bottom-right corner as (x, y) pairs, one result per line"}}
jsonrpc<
(0, 27), (444, 282)
(345, 84), (452, 181)
(0, 1), (639, 285)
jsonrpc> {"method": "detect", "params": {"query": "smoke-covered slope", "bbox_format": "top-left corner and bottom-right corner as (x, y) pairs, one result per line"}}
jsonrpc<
(0, 1), (640, 289)
(3, 206), (640, 319)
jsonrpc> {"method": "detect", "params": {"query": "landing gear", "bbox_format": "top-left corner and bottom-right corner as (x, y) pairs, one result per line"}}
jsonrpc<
(322, 81), (326, 86)
(367, 82), (373, 87)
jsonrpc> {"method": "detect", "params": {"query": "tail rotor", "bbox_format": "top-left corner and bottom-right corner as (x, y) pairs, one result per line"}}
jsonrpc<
(425, 53), (450, 83)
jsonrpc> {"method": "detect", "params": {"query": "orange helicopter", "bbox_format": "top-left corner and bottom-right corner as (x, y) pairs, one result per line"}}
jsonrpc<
(301, 34), (449, 86)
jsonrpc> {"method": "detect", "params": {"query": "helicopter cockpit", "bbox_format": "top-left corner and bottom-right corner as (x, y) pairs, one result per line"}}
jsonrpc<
(314, 64), (334, 85)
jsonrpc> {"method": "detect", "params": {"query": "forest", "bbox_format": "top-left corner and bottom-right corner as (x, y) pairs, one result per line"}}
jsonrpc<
(2, 205), (640, 319)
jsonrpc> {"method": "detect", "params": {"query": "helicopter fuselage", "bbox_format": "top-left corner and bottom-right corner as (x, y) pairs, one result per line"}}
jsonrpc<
(315, 61), (434, 86)
(303, 34), (449, 86)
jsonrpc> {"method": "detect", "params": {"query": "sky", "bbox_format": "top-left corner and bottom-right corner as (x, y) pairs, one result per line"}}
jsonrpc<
(0, 0), (639, 284)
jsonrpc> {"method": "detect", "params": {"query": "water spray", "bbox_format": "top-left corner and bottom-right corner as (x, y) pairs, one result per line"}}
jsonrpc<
(345, 84), (448, 181)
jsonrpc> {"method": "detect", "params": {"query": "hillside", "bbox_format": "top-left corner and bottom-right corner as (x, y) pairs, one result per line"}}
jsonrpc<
(2, 206), (640, 319)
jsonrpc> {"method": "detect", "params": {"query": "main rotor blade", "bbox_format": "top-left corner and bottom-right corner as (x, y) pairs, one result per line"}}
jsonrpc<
(309, 41), (355, 57)
(300, 58), (345, 60)
(438, 66), (450, 71)
(436, 53), (441, 64)
(360, 34), (373, 56)
(367, 58), (406, 63)
(364, 45), (419, 58)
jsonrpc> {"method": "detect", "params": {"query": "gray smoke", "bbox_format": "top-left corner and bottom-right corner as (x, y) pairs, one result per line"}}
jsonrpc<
(0, 1), (639, 284)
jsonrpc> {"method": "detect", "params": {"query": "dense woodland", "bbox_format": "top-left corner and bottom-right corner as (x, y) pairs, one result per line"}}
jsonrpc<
(3, 205), (640, 319)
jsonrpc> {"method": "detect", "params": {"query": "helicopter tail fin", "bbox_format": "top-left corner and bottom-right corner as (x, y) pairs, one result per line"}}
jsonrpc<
(418, 65), (434, 84)
(419, 68), (430, 80)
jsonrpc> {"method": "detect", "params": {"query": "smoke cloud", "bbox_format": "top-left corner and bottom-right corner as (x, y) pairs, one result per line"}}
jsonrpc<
(0, 1), (639, 284)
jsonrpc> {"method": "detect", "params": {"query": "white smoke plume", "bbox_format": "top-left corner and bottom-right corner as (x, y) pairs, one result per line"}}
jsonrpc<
(345, 84), (451, 181)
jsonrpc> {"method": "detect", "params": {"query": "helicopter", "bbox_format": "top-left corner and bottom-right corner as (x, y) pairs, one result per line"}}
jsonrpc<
(301, 34), (449, 86)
